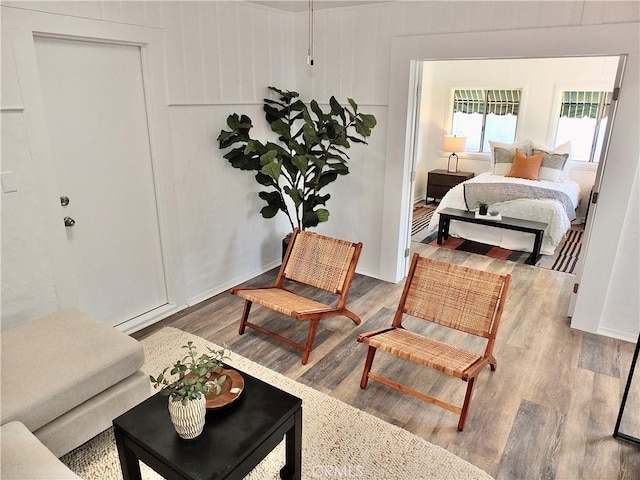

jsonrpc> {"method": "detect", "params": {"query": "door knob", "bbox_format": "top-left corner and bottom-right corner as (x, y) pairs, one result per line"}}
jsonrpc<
(60, 196), (70, 206)
(64, 216), (76, 227)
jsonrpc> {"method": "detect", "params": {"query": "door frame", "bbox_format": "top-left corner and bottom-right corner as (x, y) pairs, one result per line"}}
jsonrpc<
(3, 7), (186, 333)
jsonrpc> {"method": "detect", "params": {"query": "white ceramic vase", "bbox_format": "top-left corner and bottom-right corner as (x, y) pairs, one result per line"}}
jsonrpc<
(167, 395), (206, 439)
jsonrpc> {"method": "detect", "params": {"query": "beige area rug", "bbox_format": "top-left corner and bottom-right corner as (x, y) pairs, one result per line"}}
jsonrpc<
(62, 327), (492, 479)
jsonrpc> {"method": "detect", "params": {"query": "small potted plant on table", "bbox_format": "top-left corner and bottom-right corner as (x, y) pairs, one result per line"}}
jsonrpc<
(150, 342), (230, 439)
(476, 200), (490, 216)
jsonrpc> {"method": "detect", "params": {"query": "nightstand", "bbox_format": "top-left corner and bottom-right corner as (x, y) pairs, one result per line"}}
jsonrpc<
(427, 169), (474, 201)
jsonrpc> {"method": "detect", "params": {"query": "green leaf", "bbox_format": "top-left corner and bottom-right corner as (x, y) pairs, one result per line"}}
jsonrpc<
(360, 113), (377, 129)
(255, 172), (277, 187)
(348, 98), (358, 111)
(327, 162), (349, 175)
(260, 204), (280, 218)
(292, 155), (309, 175)
(258, 191), (286, 218)
(316, 208), (329, 223)
(347, 135), (367, 144)
(329, 96), (343, 116)
(302, 210), (319, 228)
(355, 119), (370, 138)
(227, 113), (241, 130)
(284, 186), (303, 207)
(318, 171), (338, 189)
(260, 150), (278, 166)
(303, 123), (319, 143)
(271, 119), (291, 138)
(310, 100), (325, 121)
(261, 161), (281, 180)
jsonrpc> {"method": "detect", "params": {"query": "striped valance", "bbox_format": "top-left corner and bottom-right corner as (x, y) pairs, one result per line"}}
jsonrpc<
(454, 89), (520, 116)
(560, 91), (612, 118)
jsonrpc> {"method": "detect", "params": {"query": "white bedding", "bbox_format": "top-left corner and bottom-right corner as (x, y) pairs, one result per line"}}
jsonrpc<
(426, 172), (581, 255)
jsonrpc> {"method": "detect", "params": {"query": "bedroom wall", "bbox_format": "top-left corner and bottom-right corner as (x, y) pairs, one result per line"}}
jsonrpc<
(415, 57), (618, 221)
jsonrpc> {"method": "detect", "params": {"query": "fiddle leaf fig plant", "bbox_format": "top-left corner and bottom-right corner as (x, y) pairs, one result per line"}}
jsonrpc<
(217, 87), (376, 230)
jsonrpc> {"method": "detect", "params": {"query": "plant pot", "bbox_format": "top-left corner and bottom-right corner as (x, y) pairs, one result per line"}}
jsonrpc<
(167, 395), (206, 439)
(479, 205), (488, 216)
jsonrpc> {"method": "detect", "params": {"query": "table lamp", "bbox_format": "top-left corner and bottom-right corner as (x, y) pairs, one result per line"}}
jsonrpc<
(443, 135), (466, 173)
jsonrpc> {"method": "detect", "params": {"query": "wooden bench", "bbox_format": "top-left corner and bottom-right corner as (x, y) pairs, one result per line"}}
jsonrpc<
(437, 207), (547, 265)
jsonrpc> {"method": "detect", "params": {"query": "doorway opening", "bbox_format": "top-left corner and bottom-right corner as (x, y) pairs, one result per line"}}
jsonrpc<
(406, 55), (623, 281)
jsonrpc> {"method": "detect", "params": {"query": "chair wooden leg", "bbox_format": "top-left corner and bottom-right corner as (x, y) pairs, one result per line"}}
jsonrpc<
(360, 346), (377, 389)
(238, 300), (253, 335)
(301, 320), (320, 365)
(458, 376), (477, 431)
(342, 309), (361, 325)
(488, 355), (497, 371)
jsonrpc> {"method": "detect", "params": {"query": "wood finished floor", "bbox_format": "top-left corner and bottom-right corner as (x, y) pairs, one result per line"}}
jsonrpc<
(134, 243), (640, 479)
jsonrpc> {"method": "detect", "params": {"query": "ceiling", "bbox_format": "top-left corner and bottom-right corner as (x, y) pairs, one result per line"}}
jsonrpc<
(248, 1), (388, 13)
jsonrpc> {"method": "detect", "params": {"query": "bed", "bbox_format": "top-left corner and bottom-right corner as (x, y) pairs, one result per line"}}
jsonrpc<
(426, 140), (581, 256)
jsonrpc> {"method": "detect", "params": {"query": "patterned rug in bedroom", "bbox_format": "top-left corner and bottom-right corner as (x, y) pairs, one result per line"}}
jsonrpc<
(415, 212), (583, 274)
(411, 203), (437, 242)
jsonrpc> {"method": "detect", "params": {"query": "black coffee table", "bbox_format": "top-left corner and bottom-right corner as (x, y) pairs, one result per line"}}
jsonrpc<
(113, 367), (302, 480)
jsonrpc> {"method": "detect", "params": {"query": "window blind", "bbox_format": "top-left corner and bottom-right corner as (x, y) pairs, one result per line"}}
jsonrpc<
(453, 89), (520, 115)
(560, 91), (612, 118)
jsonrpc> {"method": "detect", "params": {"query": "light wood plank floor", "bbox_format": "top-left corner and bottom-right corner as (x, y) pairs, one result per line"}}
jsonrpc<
(134, 243), (640, 479)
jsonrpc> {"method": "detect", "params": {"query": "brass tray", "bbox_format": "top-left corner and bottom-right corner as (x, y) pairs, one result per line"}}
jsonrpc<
(204, 369), (244, 410)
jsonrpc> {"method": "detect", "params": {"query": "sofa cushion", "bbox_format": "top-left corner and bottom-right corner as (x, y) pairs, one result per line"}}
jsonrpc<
(1, 308), (144, 432)
(0, 421), (80, 479)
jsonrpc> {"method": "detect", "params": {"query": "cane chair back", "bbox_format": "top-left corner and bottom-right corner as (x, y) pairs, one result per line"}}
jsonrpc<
(281, 229), (358, 295)
(358, 254), (510, 430)
(398, 258), (506, 337)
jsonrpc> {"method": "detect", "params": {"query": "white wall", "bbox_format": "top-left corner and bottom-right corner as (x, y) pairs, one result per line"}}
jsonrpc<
(1, 1), (638, 342)
(415, 56), (619, 221)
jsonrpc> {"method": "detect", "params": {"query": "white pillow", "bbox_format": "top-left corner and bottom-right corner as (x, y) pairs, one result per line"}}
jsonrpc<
(531, 141), (571, 182)
(489, 140), (531, 176)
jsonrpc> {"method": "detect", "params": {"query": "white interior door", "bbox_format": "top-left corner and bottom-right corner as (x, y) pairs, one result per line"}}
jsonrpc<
(568, 55), (626, 318)
(34, 36), (168, 326)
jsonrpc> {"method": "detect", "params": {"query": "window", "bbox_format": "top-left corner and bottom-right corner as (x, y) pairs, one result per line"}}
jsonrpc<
(555, 91), (612, 162)
(451, 89), (520, 153)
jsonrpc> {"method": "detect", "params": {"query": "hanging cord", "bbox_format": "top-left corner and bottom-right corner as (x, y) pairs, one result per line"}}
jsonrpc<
(308, 0), (314, 66)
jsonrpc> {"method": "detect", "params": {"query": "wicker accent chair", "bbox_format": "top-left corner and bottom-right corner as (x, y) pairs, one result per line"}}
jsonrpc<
(357, 254), (511, 430)
(231, 228), (363, 365)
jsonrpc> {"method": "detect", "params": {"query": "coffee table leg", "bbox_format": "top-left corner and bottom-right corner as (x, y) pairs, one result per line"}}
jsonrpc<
(114, 427), (142, 480)
(438, 216), (448, 244)
(280, 407), (302, 480)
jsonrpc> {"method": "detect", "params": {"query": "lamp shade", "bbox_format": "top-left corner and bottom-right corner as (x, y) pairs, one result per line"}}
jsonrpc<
(443, 135), (466, 153)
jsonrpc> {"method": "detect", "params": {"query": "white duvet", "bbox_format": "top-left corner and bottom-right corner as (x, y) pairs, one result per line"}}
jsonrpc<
(426, 172), (581, 255)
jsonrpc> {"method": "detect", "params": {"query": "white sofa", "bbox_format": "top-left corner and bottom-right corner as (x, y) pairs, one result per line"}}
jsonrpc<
(0, 308), (151, 477)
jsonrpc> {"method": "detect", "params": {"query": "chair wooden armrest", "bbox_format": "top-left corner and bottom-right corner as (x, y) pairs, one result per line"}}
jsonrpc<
(357, 326), (397, 342)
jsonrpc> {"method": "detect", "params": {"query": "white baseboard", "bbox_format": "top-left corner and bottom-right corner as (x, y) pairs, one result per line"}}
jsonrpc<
(598, 326), (639, 344)
(116, 304), (186, 335)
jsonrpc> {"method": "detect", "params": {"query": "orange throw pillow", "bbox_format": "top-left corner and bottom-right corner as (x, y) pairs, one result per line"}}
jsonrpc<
(506, 150), (544, 180)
